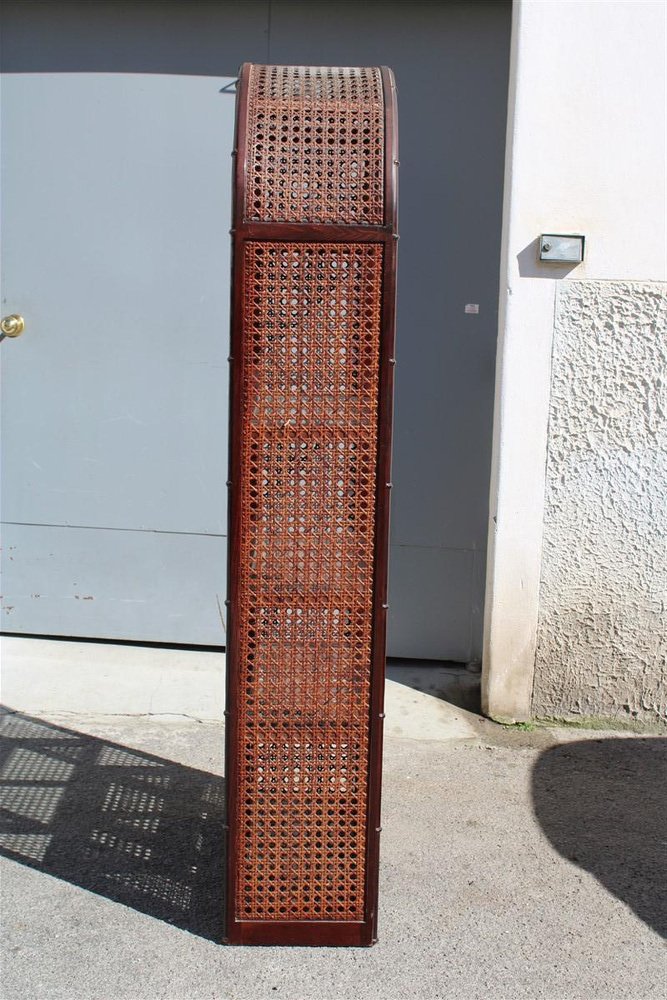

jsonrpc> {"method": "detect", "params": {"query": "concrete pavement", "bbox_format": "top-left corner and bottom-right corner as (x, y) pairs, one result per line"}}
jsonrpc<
(1, 636), (480, 741)
(0, 639), (665, 1000)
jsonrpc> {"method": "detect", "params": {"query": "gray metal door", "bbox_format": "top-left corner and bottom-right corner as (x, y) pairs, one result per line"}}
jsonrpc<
(267, 1), (511, 662)
(1, 0), (510, 659)
(1, 73), (234, 643)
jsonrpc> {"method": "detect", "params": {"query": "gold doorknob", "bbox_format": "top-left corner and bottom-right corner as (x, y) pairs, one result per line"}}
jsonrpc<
(0, 314), (25, 337)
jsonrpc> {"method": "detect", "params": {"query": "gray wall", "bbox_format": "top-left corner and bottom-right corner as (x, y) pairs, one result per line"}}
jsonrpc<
(1, 1), (511, 660)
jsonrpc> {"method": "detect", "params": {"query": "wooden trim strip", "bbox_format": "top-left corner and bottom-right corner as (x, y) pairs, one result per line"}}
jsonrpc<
(362, 65), (399, 945)
(223, 60), (251, 944)
(237, 221), (393, 243)
(228, 919), (371, 947)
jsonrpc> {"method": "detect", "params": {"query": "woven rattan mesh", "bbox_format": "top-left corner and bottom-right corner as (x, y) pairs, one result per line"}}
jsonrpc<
(244, 65), (385, 225)
(235, 241), (383, 921)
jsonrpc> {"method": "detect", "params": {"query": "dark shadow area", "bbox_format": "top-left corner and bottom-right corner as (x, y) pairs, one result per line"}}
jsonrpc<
(386, 658), (482, 714)
(532, 737), (667, 938)
(0, 707), (225, 941)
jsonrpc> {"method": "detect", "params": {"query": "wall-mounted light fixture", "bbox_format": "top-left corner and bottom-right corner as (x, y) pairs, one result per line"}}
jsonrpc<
(539, 234), (585, 263)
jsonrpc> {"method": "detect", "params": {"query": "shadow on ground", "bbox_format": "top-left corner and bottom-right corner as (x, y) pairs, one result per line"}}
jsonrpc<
(0, 707), (225, 941)
(532, 737), (667, 938)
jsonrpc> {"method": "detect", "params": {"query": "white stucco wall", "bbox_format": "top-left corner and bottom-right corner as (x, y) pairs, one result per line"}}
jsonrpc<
(533, 281), (666, 726)
(483, 0), (667, 722)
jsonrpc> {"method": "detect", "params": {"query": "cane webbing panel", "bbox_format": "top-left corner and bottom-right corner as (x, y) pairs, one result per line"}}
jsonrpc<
(227, 62), (396, 946)
(235, 242), (382, 921)
(245, 65), (385, 225)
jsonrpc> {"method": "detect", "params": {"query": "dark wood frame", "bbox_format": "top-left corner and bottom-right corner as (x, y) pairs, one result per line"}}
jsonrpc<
(224, 63), (398, 947)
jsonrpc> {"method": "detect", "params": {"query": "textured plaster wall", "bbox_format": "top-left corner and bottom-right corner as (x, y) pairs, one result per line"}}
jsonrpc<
(533, 282), (667, 727)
